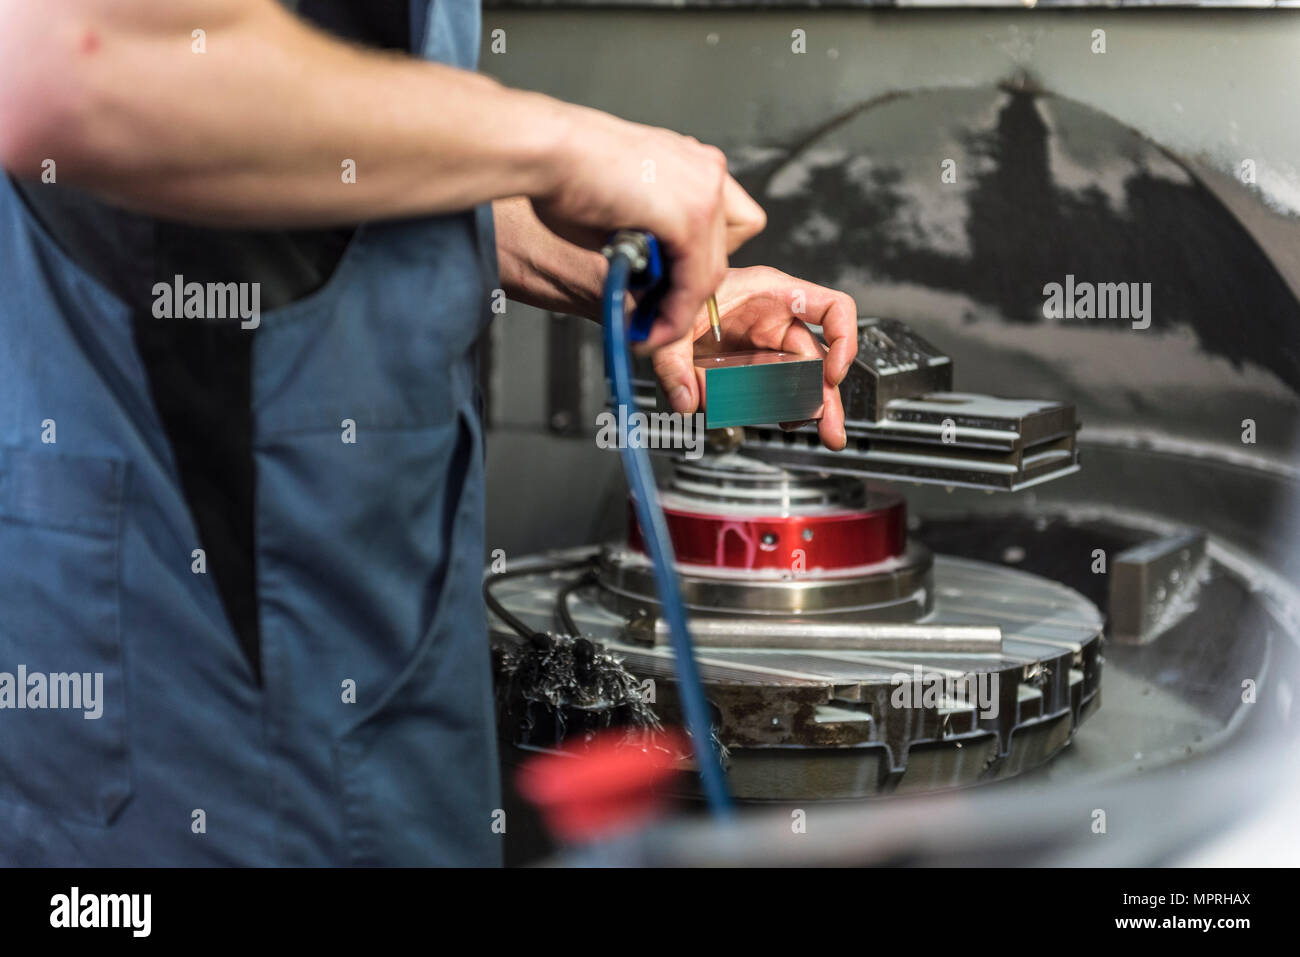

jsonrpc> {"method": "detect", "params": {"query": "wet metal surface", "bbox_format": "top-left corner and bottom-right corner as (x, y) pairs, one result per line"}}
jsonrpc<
(489, 546), (1103, 797)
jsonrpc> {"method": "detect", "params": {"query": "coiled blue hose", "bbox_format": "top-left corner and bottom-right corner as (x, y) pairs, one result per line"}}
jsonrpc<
(601, 249), (732, 817)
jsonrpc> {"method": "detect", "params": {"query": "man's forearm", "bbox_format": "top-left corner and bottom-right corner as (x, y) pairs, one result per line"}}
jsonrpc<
(494, 196), (608, 320)
(0, 0), (567, 227)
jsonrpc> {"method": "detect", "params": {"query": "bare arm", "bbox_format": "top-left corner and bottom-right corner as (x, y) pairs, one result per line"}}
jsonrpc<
(0, 0), (564, 226)
(0, 0), (765, 343)
(494, 196), (608, 319)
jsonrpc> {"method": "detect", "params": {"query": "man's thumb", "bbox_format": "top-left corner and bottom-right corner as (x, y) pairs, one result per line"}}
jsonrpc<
(651, 339), (700, 414)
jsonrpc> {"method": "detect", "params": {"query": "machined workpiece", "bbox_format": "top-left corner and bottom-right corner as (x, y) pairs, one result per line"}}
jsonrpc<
(691, 351), (824, 429)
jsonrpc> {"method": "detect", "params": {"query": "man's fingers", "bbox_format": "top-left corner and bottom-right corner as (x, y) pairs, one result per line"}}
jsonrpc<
(650, 334), (701, 413)
(644, 279), (708, 350)
(659, 145), (731, 341)
(649, 205), (727, 349)
(777, 317), (824, 360)
(723, 176), (766, 252)
(775, 280), (857, 386)
(766, 287), (850, 451)
(653, 171), (758, 340)
(814, 289), (859, 387)
(817, 382), (847, 451)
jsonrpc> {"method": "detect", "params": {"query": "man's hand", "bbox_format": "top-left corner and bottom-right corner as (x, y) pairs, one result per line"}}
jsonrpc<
(530, 105), (766, 348)
(649, 266), (859, 451)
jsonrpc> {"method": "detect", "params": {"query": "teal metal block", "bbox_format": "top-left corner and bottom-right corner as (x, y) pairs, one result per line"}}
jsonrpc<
(695, 351), (824, 429)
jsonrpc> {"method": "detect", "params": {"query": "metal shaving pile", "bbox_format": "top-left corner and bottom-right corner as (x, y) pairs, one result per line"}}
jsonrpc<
(495, 635), (664, 747)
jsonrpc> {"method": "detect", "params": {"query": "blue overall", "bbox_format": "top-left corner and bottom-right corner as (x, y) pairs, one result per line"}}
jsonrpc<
(0, 0), (502, 865)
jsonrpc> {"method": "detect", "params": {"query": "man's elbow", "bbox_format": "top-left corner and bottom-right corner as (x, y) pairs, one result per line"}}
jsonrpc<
(0, 12), (109, 178)
(0, 89), (62, 178)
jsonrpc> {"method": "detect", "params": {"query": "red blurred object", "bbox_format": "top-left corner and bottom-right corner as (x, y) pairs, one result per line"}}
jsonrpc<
(628, 495), (906, 572)
(516, 730), (687, 843)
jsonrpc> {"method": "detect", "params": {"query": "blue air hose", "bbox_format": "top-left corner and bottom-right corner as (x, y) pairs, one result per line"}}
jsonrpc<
(601, 235), (732, 817)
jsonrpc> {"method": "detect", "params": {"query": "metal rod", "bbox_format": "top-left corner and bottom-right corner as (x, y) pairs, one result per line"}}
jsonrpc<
(655, 619), (1002, 653)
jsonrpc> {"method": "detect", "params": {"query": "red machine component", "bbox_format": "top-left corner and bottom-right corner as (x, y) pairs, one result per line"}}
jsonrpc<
(628, 492), (907, 573)
(516, 730), (687, 843)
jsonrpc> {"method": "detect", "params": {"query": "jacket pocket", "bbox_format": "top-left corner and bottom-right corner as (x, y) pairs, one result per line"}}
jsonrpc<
(331, 407), (500, 866)
(0, 447), (132, 826)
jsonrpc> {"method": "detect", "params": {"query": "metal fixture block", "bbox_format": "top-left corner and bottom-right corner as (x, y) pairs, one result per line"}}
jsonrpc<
(1109, 529), (1208, 644)
(844, 318), (954, 422)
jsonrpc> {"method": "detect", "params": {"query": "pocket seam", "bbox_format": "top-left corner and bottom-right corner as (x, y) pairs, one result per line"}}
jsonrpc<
(0, 449), (133, 828)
